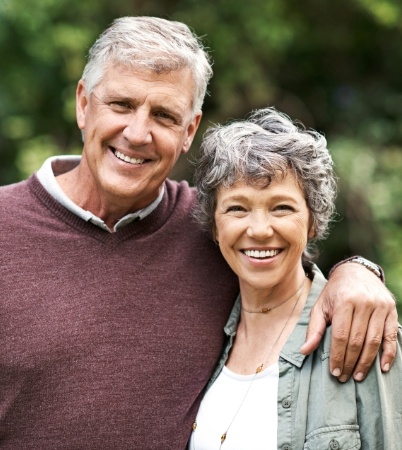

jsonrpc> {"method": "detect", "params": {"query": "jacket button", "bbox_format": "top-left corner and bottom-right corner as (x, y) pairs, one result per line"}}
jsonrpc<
(329, 439), (340, 449)
(282, 445), (291, 450)
(282, 399), (291, 409)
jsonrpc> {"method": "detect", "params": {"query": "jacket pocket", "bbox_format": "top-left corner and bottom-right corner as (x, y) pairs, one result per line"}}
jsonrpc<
(304, 425), (360, 450)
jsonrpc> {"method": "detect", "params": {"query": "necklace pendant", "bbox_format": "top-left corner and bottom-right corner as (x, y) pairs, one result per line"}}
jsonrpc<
(256, 364), (264, 373)
(260, 307), (270, 313)
(221, 432), (227, 444)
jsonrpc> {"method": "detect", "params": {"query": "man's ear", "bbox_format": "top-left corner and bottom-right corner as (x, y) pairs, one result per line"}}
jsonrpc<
(76, 80), (88, 130)
(181, 112), (202, 154)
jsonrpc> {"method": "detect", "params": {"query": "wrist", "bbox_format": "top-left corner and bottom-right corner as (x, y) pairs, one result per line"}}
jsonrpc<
(329, 256), (385, 283)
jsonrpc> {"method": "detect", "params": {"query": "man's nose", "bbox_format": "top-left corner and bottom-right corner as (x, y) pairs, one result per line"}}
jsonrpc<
(122, 110), (152, 145)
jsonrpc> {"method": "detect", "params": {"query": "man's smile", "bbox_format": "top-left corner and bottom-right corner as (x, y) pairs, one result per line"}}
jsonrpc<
(113, 149), (146, 165)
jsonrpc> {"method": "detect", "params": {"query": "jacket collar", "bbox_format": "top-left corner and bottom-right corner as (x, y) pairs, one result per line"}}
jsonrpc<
(223, 265), (328, 369)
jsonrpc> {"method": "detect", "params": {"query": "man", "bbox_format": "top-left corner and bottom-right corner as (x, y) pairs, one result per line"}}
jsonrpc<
(0, 16), (397, 449)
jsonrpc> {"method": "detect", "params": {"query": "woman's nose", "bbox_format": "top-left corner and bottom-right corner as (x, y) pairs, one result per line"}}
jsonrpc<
(246, 213), (274, 239)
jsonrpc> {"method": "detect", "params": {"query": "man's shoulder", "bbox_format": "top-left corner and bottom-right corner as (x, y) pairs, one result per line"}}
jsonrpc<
(164, 178), (197, 208)
(0, 178), (35, 233)
(0, 175), (52, 225)
(165, 178), (196, 194)
(0, 178), (31, 202)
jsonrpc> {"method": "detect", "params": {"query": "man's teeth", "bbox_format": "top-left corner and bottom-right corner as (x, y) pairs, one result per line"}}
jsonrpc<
(115, 150), (145, 165)
(244, 249), (279, 258)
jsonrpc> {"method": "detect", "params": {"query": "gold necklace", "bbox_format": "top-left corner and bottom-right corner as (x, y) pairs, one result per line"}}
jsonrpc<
(241, 278), (306, 314)
(191, 277), (306, 450)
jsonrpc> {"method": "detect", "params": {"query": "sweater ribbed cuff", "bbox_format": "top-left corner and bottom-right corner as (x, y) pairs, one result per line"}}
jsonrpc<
(328, 255), (385, 283)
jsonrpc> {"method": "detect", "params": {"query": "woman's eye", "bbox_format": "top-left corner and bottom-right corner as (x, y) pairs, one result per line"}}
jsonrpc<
(226, 205), (246, 213)
(274, 204), (294, 212)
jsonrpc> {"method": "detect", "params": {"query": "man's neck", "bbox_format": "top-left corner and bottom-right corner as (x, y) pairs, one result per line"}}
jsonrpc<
(37, 155), (163, 233)
(56, 165), (158, 231)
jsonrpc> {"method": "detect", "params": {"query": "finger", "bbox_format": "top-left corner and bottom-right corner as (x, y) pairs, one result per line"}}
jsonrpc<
(300, 303), (327, 355)
(338, 304), (380, 382)
(349, 301), (397, 381)
(328, 303), (354, 379)
(338, 309), (374, 382)
(379, 307), (399, 372)
(341, 290), (397, 381)
(346, 306), (386, 381)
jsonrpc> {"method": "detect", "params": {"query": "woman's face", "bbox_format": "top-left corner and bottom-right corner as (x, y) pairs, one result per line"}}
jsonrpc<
(214, 171), (313, 293)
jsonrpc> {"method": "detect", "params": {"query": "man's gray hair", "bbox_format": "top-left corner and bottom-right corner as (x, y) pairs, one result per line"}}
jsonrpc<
(194, 107), (337, 259)
(81, 16), (213, 113)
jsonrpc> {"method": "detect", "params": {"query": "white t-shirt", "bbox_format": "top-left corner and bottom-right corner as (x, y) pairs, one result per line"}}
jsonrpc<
(189, 363), (279, 450)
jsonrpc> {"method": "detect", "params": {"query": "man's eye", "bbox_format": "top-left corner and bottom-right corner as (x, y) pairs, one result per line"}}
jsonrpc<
(155, 111), (176, 122)
(110, 101), (131, 111)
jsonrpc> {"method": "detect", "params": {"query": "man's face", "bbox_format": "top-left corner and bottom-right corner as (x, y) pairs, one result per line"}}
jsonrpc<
(76, 64), (201, 212)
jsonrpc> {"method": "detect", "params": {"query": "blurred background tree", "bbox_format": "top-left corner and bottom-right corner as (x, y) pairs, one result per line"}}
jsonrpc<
(1, 0), (401, 307)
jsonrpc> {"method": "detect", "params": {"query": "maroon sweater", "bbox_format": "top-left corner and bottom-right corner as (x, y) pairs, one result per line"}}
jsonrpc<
(0, 175), (238, 449)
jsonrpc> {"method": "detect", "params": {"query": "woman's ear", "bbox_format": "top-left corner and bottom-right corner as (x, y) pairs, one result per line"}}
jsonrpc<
(308, 216), (315, 239)
(213, 225), (219, 244)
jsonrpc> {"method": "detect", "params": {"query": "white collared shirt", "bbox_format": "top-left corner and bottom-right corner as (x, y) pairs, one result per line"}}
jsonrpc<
(36, 155), (164, 232)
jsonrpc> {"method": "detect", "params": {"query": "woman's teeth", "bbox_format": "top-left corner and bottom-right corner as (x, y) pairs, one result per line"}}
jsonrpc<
(244, 249), (279, 259)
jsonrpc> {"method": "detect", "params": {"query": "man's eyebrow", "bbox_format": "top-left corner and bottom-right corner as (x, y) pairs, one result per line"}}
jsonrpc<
(101, 93), (137, 104)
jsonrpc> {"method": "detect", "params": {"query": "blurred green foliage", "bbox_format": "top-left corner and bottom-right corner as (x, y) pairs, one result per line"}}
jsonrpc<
(1, 0), (401, 306)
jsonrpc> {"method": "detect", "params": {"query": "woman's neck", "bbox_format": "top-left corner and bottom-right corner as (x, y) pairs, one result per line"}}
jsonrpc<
(239, 266), (307, 313)
(227, 274), (311, 374)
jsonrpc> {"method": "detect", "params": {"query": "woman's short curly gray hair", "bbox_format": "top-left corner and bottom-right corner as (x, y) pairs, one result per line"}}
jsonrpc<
(82, 16), (213, 114)
(193, 107), (337, 259)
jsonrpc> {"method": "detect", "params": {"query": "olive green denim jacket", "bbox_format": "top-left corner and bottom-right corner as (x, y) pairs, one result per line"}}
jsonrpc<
(206, 266), (402, 450)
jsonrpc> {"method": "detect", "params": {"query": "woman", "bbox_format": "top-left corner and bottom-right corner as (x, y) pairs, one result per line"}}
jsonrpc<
(189, 108), (402, 449)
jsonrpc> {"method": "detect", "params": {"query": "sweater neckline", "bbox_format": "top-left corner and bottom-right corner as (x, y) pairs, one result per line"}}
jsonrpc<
(27, 174), (173, 245)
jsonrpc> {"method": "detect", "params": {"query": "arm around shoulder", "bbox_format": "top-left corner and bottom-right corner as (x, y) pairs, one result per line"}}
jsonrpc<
(303, 257), (398, 382)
